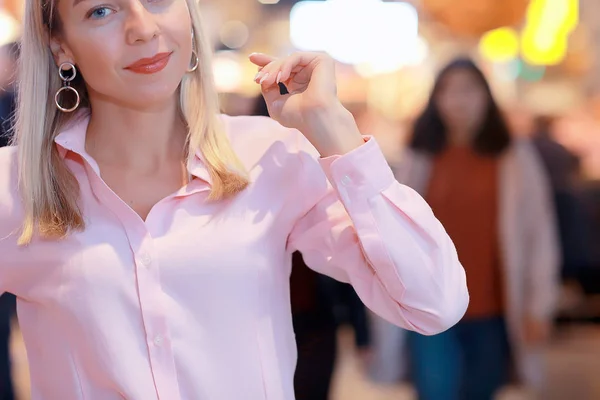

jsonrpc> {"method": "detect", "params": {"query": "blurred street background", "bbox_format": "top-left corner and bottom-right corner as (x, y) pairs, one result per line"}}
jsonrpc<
(1, 0), (600, 399)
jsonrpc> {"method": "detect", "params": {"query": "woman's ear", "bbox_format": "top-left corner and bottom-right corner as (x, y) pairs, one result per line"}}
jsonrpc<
(49, 35), (76, 67)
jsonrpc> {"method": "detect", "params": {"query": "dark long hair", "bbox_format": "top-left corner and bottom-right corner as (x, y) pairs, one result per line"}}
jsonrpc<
(409, 58), (511, 156)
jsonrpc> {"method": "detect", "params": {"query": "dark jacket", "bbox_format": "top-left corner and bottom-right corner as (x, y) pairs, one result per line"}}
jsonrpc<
(0, 90), (15, 147)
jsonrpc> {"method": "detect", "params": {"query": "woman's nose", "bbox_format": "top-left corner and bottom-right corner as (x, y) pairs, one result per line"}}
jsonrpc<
(124, 1), (161, 45)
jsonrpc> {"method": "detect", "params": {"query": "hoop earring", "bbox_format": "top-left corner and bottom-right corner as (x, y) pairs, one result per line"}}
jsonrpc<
(187, 51), (199, 73)
(55, 62), (80, 113)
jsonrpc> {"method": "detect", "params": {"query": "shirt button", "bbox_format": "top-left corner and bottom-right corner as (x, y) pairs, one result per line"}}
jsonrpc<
(139, 253), (152, 267)
(153, 335), (163, 346)
(341, 175), (352, 186)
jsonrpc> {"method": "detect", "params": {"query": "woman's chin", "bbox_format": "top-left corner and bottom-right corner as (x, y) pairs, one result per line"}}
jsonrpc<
(118, 85), (180, 110)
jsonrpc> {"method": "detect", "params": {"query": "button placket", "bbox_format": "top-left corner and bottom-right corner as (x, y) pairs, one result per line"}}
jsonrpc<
(139, 252), (152, 267)
(132, 238), (180, 399)
(80, 152), (181, 399)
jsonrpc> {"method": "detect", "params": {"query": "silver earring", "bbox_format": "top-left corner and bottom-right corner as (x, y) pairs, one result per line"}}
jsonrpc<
(187, 29), (198, 73)
(55, 62), (80, 113)
(187, 51), (199, 73)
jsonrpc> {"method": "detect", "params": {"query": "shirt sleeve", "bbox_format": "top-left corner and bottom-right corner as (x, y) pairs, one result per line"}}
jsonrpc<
(287, 136), (469, 335)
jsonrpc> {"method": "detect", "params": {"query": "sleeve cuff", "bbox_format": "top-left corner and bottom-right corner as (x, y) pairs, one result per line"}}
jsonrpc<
(318, 136), (396, 197)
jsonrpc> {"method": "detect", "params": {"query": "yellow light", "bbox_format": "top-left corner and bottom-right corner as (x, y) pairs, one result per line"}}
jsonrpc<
(521, 0), (579, 66)
(479, 28), (520, 63)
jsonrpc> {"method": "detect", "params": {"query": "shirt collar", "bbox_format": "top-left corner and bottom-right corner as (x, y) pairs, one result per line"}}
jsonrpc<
(54, 109), (90, 161)
(53, 109), (212, 185)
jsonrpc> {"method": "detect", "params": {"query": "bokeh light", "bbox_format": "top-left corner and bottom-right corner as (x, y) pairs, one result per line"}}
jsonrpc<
(479, 28), (520, 63)
(290, 0), (420, 74)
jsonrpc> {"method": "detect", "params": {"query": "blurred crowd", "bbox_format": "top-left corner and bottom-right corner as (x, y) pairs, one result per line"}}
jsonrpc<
(1, 17), (600, 399)
(246, 52), (600, 400)
(251, 54), (600, 400)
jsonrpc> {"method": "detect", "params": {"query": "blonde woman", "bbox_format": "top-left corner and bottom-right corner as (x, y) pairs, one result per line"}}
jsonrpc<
(0, 0), (468, 398)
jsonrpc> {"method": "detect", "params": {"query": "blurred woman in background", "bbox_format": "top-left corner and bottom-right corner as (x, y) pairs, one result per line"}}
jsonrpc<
(380, 58), (560, 400)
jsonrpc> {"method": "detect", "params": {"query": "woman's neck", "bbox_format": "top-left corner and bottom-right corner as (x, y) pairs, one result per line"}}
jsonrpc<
(85, 95), (188, 171)
(448, 128), (473, 147)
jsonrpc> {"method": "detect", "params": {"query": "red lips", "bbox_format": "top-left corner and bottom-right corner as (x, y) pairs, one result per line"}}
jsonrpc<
(125, 52), (173, 74)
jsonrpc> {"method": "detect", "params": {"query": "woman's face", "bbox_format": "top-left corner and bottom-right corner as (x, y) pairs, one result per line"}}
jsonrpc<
(435, 68), (489, 138)
(51, 0), (193, 108)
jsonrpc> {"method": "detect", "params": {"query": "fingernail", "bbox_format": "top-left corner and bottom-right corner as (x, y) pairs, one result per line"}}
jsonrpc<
(276, 71), (282, 84)
(259, 73), (269, 84)
(254, 72), (261, 82)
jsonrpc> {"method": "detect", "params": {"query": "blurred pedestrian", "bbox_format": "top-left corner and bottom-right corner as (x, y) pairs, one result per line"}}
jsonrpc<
(0, 42), (18, 146)
(532, 116), (591, 285)
(371, 58), (560, 400)
(0, 41), (18, 400)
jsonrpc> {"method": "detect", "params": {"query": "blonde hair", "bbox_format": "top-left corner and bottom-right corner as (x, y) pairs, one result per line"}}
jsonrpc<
(14, 0), (249, 245)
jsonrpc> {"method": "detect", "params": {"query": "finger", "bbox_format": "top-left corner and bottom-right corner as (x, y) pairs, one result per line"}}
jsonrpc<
(258, 65), (302, 86)
(278, 60), (295, 85)
(261, 82), (285, 98)
(254, 53), (317, 86)
(286, 52), (323, 68)
(278, 53), (315, 83)
(253, 61), (273, 83)
(257, 61), (283, 87)
(248, 53), (276, 68)
(254, 62), (277, 86)
(284, 52), (337, 94)
(260, 72), (281, 90)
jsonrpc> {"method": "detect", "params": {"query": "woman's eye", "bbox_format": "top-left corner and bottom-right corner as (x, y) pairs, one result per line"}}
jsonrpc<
(87, 7), (114, 19)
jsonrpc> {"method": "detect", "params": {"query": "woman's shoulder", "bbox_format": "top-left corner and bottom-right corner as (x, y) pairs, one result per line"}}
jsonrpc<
(219, 114), (310, 162)
(220, 114), (302, 145)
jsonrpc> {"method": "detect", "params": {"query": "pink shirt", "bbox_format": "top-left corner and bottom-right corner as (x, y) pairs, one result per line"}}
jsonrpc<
(0, 114), (468, 400)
